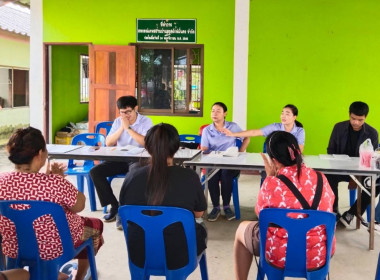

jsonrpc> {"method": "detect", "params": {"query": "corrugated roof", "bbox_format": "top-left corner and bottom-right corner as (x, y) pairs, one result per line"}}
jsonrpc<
(0, 3), (30, 36)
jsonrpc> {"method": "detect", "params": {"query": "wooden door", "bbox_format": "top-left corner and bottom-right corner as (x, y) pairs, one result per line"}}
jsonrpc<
(88, 45), (135, 132)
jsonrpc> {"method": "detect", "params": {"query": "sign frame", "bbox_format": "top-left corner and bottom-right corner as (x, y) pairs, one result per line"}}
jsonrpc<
(136, 19), (197, 43)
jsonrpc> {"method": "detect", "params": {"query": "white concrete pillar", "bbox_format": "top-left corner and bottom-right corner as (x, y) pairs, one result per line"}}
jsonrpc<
(233, 0), (250, 129)
(29, 0), (44, 131)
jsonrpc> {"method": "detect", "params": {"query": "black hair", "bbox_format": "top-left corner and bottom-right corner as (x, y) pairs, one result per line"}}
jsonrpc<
(144, 123), (180, 205)
(265, 131), (303, 179)
(7, 127), (46, 165)
(212, 102), (228, 112)
(283, 104), (303, 128)
(117, 96), (137, 109)
(349, 101), (369, 117)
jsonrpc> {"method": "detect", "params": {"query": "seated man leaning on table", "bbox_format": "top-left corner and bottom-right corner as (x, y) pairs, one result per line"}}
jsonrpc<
(325, 101), (379, 226)
(90, 96), (153, 230)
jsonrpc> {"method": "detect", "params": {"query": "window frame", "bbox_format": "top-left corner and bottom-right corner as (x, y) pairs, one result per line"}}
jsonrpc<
(0, 66), (29, 109)
(135, 43), (204, 117)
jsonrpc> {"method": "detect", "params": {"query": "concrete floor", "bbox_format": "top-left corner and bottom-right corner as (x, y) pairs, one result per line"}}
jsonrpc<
(0, 150), (379, 279)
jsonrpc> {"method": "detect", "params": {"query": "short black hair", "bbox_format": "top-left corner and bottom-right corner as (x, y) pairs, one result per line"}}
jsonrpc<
(349, 101), (369, 117)
(212, 102), (227, 112)
(117, 96), (137, 109)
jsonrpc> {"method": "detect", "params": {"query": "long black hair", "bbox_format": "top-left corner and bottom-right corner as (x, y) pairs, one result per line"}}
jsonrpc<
(265, 131), (303, 179)
(144, 123), (180, 205)
(284, 104), (303, 128)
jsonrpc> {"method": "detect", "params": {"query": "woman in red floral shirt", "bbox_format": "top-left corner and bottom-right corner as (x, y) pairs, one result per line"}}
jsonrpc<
(0, 127), (104, 280)
(234, 131), (335, 280)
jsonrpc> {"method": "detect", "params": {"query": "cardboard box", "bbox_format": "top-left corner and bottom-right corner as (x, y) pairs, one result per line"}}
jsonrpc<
(55, 132), (73, 145)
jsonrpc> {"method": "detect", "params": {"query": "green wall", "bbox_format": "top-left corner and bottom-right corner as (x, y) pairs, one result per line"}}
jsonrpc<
(51, 45), (89, 139)
(44, 0), (380, 154)
(248, 0), (380, 154)
(44, 0), (236, 136)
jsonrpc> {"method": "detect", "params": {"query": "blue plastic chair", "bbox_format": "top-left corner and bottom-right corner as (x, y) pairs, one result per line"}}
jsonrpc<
(375, 251), (380, 280)
(65, 133), (106, 211)
(118, 205), (208, 280)
(260, 143), (267, 186)
(0, 200), (98, 280)
(232, 138), (242, 220)
(257, 208), (336, 280)
(179, 134), (201, 149)
(95, 121), (113, 136)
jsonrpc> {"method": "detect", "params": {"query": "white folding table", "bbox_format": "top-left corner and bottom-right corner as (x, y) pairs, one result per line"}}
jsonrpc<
(183, 152), (380, 250)
(47, 144), (201, 163)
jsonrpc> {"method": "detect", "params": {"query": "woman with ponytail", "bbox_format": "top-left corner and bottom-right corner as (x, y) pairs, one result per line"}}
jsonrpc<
(233, 131), (335, 280)
(223, 104), (305, 152)
(119, 123), (207, 269)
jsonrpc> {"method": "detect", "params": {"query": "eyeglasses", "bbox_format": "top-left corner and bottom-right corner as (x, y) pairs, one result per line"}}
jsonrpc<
(119, 109), (134, 115)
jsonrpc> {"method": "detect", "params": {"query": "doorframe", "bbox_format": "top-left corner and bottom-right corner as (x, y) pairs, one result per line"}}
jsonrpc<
(43, 42), (91, 143)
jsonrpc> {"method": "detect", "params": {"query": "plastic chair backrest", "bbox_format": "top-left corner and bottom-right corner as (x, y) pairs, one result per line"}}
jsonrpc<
(179, 134), (201, 144)
(257, 208), (335, 280)
(68, 133), (106, 167)
(236, 138), (242, 149)
(199, 124), (208, 136)
(95, 121), (113, 137)
(179, 134), (201, 149)
(0, 200), (81, 278)
(118, 205), (200, 279)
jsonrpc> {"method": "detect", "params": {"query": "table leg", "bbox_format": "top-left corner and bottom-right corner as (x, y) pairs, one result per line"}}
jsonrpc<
(356, 185), (361, 229)
(369, 175), (376, 250)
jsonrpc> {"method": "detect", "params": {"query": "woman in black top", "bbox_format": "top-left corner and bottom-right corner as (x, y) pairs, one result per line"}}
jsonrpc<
(119, 123), (207, 269)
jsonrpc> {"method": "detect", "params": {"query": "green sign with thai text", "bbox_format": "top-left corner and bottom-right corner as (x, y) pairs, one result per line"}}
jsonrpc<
(137, 19), (196, 43)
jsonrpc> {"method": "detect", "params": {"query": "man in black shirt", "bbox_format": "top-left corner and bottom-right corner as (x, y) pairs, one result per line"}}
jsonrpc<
(326, 101), (379, 226)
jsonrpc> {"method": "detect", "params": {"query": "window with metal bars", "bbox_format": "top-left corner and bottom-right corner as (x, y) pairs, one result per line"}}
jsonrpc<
(136, 44), (203, 116)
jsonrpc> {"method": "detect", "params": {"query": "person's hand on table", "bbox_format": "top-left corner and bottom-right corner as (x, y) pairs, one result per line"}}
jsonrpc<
(260, 152), (277, 176)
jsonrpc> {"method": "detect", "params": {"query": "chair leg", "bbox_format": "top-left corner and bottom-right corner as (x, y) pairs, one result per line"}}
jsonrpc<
(86, 242), (98, 280)
(349, 189), (356, 206)
(232, 177), (240, 220)
(199, 253), (208, 280)
(375, 252), (380, 280)
(367, 205), (371, 222)
(85, 175), (97, 212)
(76, 176), (85, 193)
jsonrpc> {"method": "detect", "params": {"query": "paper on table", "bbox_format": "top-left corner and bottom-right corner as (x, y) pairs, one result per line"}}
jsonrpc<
(319, 154), (350, 160)
(206, 147), (239, 158)
(222, 146), (239, 157)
